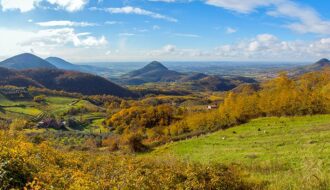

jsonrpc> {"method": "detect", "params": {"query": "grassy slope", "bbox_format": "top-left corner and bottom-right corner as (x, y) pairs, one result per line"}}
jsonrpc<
(0, 94), (41, 118)
(152, 115), (330, 189)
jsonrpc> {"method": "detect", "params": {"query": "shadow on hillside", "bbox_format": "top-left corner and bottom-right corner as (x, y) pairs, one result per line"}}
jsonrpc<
(0, 107), (5, 113)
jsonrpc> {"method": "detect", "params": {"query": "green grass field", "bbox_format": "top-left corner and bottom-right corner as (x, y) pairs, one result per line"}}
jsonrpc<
(0, 95), (41, 119)
(152, 115), (330, 189)
(4, 107), (42, 116)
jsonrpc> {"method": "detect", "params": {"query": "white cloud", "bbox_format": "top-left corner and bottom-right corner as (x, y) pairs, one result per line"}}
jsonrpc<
(118, 33), (135, 37)
(205, 0), (272, 13)
(105, 21), (123, 25)
(307, 38), (330, 57)
(149, 0), (176, 2)
(268, 1), (330, 35)
(36, 20), (97, 27)
(0, 28), (36, 55)
(205, 0), (330, 35)
(0, 0), (88, 12)
(174, 33), (200, 38)
(46, 0), (88, 12)
(0, 0), (40, 12)
(148, 44), (210, 57)
(11, 28), (107, 49)
(226, 27), (237, 34)
(104, 34), (330, 61)
(134, 28), (148, 33)
(92, 6), (178, 22)
(0, 27), (108, 61)
(79, 36), (107, 46)
(163, 44), (176, 53)
(213, 33), (330, 60)
(146, 36), (330, 60)
(153, 25), (161, 30)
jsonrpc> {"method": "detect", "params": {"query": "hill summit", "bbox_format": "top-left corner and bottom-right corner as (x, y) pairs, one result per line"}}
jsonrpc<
(143, 61), (168, 71)
(121, 61), (183, 85)
(302, 58), (330, 72)
(291, 58), (330, 75)
(314, 58), (330, 67)
(0, 53), (57, 70)
(124, 61), (169, 78)
(21, 69), (135, 97)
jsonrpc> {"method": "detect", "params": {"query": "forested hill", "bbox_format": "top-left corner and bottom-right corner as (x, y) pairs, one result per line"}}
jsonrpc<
(121, 61), (184, 85)
(0, 53), (57, 70)
(0, 67), (135, 97)
(291, 58), (330, 75)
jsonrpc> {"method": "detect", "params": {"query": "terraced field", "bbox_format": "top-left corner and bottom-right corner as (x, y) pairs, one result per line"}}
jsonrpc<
(0, 95), (107, 132)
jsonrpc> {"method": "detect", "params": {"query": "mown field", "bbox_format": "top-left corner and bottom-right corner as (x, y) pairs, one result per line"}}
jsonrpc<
(151, 115), (330, 189)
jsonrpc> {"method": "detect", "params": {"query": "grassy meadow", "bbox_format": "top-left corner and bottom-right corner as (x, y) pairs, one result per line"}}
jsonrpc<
(151, 115), (330, 189)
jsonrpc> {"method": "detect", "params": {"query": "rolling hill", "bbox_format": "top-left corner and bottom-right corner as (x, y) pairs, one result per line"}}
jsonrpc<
(0, 54), (133, 97)
(45, 57), (79, 71)
(193, 76), (238, 91)
(179, 73), (208, 82)
(46, 57), (113, 75)
(0, 53), (57, 70)
(182, 75), (257, 91)
(292, 58), (330, 75)
(21, 69), (135, 97)
(0, 67), (134, 97)
(0, 67), (43, 87)
(121, 61), (184, 85)
(121, 61), (258, 91)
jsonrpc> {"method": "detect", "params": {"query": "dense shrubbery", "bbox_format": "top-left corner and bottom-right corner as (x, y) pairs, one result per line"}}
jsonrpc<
(85, 95), (123, 106)
(106, 104), (185, 134)
(220, 70), (330, 120)
(33, 95), (46, 103)
(169, 69), (330, 138)
(0, 69), (329, 189)
(103, 69), (330, 149)
(0, 131), (259, 190)
(28, 87), (82, 98)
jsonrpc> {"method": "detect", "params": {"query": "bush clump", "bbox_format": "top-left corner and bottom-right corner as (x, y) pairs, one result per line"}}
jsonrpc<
(0, 131), (259, 190)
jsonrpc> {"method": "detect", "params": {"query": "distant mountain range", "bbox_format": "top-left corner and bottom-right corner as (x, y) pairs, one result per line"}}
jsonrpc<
(0, 53), (112, 75)
(1, 53), (329, 95)
(0, 53), (134, 97)
(291, 58), (330, 75)
(0, 53), (57, 70)
(45, 57), (112, 75)
(120, 61), (258, 91)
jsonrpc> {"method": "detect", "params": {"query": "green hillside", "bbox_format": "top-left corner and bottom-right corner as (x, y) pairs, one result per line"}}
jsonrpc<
(152, 115), (330, 189)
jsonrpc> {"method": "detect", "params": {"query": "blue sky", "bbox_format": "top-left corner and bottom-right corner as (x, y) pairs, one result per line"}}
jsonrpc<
(0, 0), (330, 62)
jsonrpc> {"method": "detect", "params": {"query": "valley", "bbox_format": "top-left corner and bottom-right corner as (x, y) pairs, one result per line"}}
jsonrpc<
(0, 53), (329, 190)
(1, 1), (330, 189)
